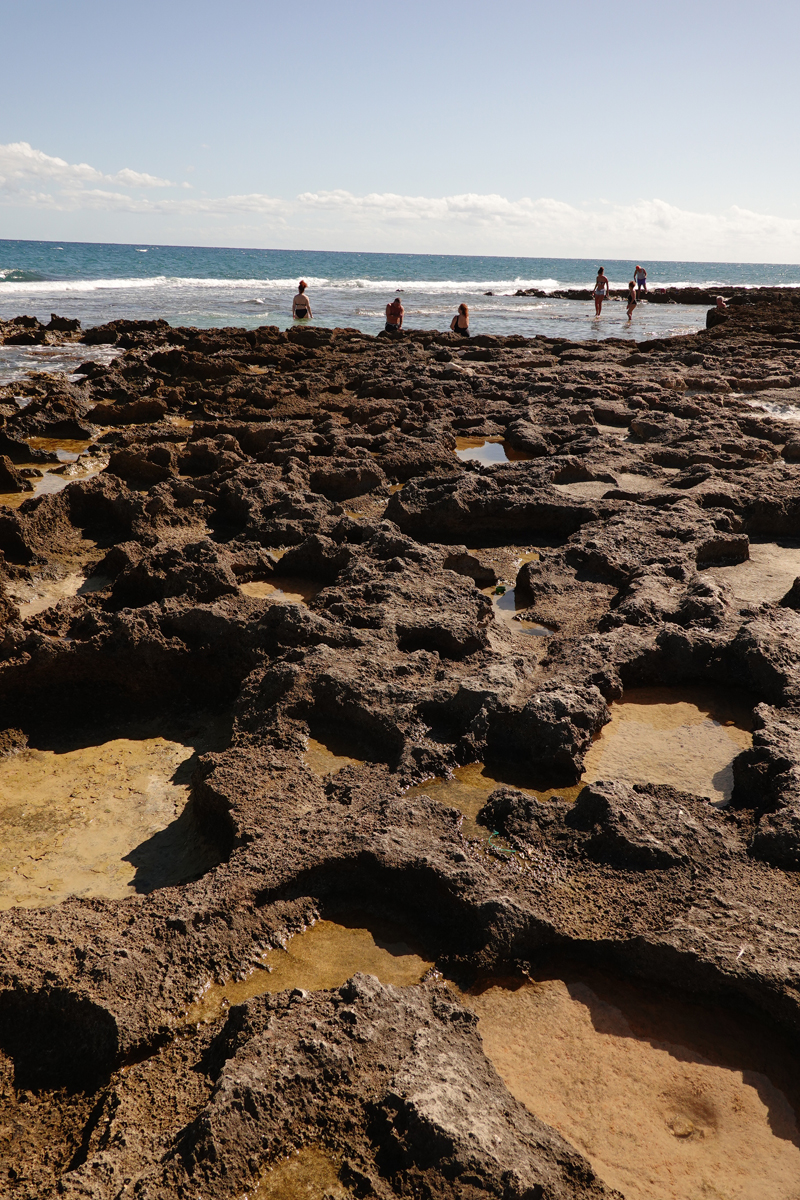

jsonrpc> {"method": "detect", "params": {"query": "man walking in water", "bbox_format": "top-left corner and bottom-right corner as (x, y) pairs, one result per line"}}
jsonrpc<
(634, 265), (647, 297)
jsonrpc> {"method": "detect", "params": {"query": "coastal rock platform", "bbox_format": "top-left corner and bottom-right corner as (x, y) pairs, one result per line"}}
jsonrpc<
(1, 297), (800, 1197)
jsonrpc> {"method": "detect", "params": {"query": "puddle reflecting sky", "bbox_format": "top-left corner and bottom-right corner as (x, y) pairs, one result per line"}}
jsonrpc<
(0, 450), (108, 509)
(454, 437), (530, 465)
(483, 584), (554, 636)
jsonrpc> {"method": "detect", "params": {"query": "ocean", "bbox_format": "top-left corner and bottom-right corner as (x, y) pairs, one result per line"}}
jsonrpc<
(2, 239), (799, 345)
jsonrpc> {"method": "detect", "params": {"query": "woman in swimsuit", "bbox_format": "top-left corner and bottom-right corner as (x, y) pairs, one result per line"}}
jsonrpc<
(292, 280), (312, 320)
(626, 281), (637, 321)
(593, 268), (609, 317)
(450, 303), (470, 337)
(385, 297), (404, 332)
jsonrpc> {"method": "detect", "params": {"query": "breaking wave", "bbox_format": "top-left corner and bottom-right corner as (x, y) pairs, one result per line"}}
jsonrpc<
(0, 268), (49, 284)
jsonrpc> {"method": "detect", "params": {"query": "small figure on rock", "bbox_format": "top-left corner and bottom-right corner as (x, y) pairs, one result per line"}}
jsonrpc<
(634, 264), (647, 296)
(450, 303), (470, 337)
(385, 296), (404, 332)
(292, 280), (312, 320)
(706, 297), (729, 328)
(593, 267), (610, 317)
(626, 280), (637, 321)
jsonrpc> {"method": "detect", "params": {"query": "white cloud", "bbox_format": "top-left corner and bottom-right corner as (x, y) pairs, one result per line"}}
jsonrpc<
(1, 142), (800, 262)
(292, 191), (800, 261)
(0, 141), (178, 191)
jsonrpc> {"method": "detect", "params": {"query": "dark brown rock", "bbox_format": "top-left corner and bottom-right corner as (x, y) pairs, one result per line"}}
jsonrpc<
(0, 456), (33, 494)
(1, 297), (800, 1198)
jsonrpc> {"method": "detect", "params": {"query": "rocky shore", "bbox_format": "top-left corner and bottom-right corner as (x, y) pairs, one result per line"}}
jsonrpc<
(514, 284), (784, 305)
(1, 292), (800, 1197)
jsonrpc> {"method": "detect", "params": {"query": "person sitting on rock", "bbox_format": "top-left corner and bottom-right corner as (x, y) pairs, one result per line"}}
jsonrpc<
(450, 303), (470, 337)
(593, 268), (610, 317)
(385, 297), (404, 332)
(716, 295), (728, 309)
(634, 265), (647, 296)
(292, 281), (312, 320)
(626, 281), (637, 321)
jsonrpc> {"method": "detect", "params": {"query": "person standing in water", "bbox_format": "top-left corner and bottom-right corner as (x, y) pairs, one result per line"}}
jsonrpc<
(634, 264), (647, 297)
(385, 296), (404, 332)
(593, 268), (609, 317)
(450, 303), (470, 337)
(626, 280), (637, 321)
(292, 280), (312, 320)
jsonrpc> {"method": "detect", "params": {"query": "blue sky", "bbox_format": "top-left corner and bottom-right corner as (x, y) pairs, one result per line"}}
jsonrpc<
(1, 0), (798, 259)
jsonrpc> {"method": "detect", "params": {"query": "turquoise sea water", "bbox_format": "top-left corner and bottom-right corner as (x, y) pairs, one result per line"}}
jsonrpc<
(1, 239), (798, 342)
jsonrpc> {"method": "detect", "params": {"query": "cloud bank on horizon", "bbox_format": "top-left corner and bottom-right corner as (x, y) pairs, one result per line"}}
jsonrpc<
(1, 141), (798, 264)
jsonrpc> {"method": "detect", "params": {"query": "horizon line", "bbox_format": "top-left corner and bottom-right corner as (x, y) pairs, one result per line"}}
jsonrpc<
(0, 237), (799, 270)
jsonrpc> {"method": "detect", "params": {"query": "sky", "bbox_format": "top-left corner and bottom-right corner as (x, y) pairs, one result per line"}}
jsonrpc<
(1, 0), (799, 261)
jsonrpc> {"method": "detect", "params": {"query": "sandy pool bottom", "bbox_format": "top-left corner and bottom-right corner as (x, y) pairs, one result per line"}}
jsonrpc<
(9, 569), (109, 619)
(303, 736), (363, 777)
(185, 918), (433, 1024)
(406, 762), (583, 838)
(460, 972), (800, 1200)
(239, 577), (322, 604)
(245, 1148), (350, 1199)
(0, 730), (221, 909)
(703, 539), (800, 604)
(582, 686), (753, 805)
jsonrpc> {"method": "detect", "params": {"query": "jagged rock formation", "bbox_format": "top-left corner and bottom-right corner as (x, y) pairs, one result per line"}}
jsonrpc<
(1, 297), (800, 1197)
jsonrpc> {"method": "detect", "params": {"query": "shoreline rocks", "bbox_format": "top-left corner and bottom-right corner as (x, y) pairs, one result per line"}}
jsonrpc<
(1, 294), (800, 1197)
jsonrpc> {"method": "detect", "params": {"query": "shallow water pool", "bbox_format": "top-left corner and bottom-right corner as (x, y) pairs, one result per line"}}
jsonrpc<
(239, 577), (322, 605)
(457, 965), (800, 1200)
(0, 724), (224, 909)
(184, 917), (432, 1025)
(244, 1148), (350, 1200)
(482, 583), (554, 637)
(406, 762), (583, 839)
(703, 538), (800, 604)
(582, 686), (753, 805)
(454, 437), (530, 465)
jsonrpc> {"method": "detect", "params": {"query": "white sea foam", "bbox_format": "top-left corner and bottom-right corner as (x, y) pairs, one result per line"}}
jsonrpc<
(744, 396), (800, 422)
(0, 274), (566, 295)
(3, 272), (786, 296)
